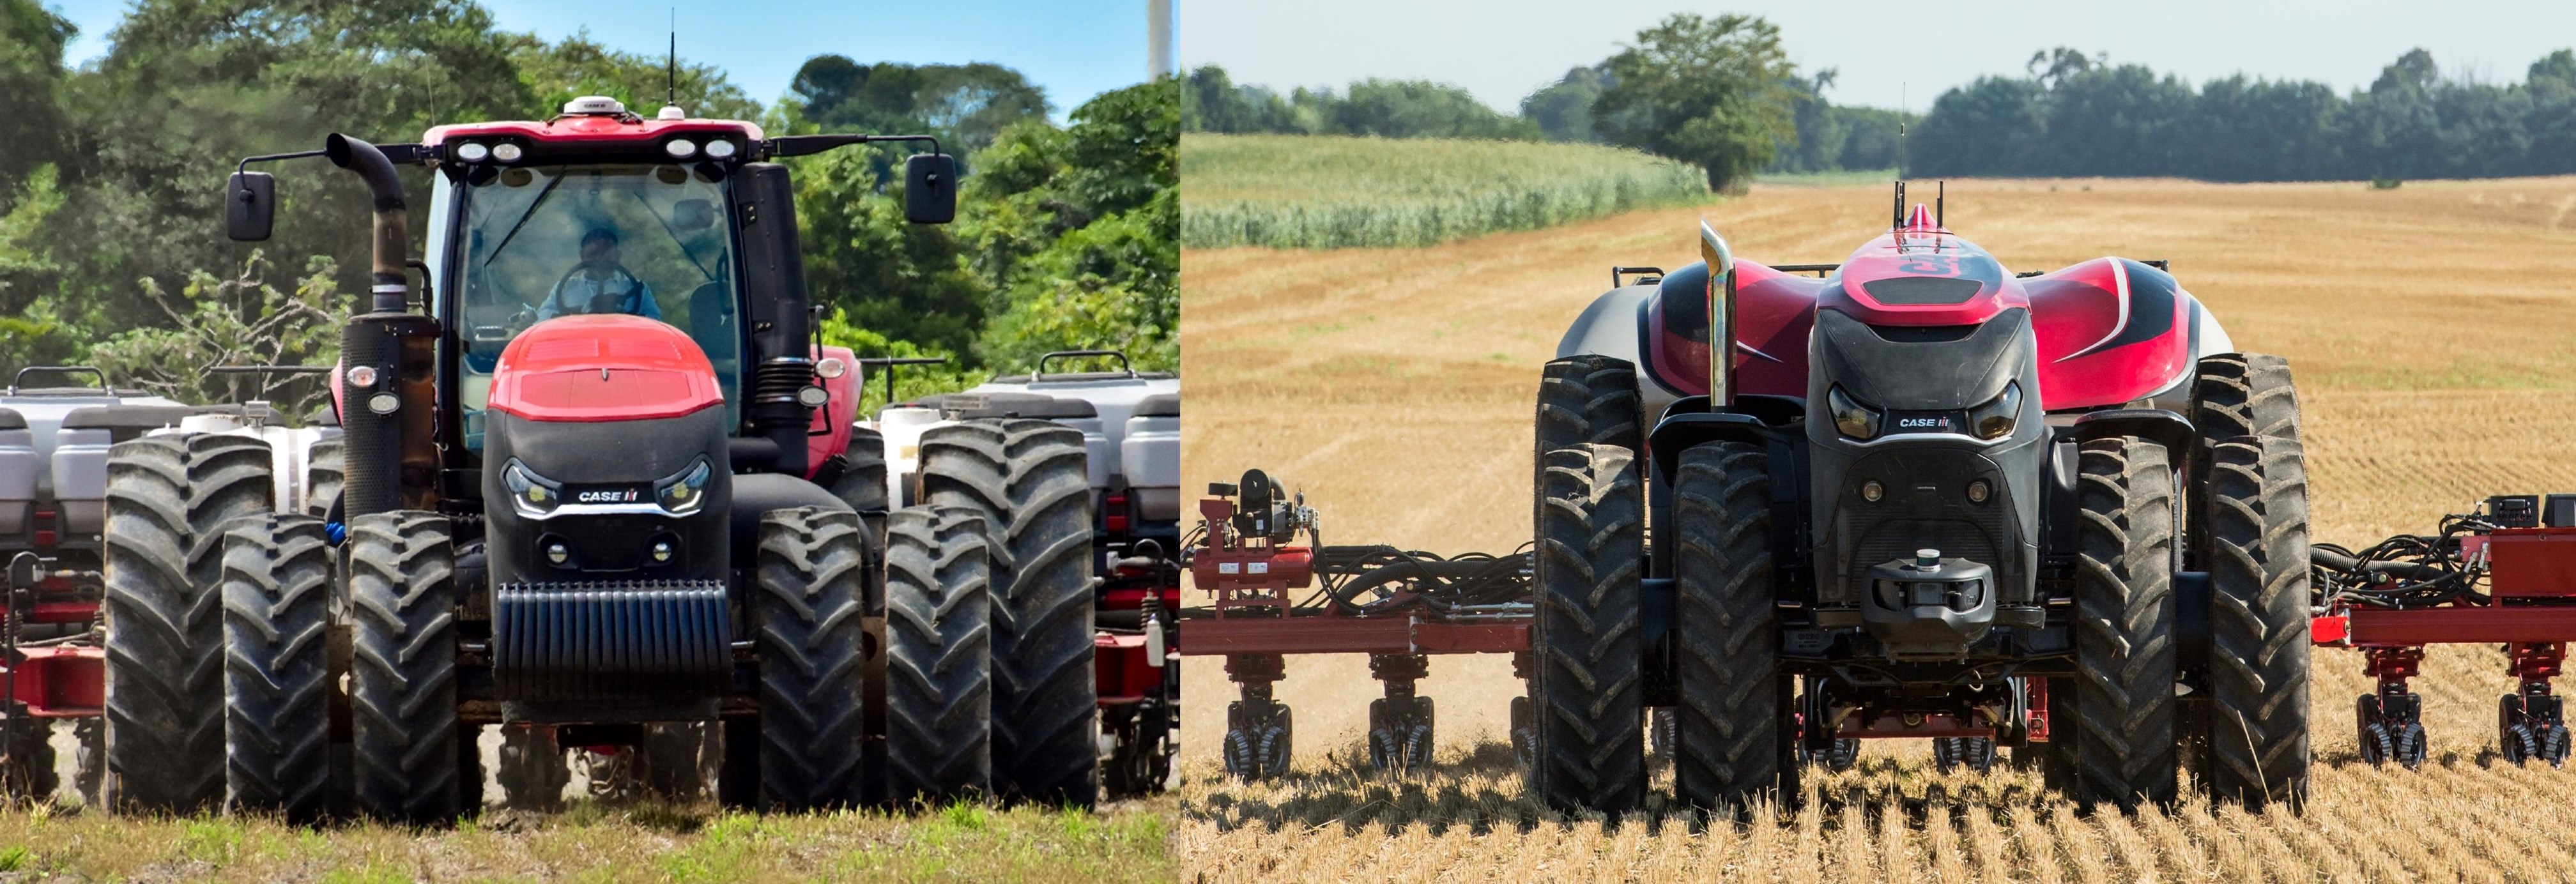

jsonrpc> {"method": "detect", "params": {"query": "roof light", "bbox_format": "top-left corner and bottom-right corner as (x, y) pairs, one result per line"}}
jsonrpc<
(453, 142), (489, 162)
(491, 143), (524, 163)
(664, 139), (698, 159)
(703, 139), (737, 160)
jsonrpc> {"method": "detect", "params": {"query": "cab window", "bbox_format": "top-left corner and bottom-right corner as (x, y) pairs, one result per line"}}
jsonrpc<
(450, 164), (740, 447)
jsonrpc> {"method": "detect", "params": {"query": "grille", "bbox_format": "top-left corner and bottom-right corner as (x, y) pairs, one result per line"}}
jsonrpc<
(493, 579), (730, 703)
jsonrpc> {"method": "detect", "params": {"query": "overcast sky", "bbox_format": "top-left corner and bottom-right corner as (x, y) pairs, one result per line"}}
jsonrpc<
(42, 0), (1155, 116)
(1179, 1), (2576, 113)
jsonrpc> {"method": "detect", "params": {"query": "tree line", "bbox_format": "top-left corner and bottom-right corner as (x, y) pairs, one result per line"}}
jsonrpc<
(0, 0), (1174, 408)
(1912, 47), (2576, 182)
(1187, 13), (2576, 192)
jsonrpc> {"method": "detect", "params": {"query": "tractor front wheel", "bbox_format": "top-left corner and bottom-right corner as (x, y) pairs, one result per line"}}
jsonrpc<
(220, 514), (335, 822)
(347, 511), (463, 824)
(2069, 438), (2179, 813)
(753, 507), (871, 811)
(884, 505), (993, 805)
(1670, 441), (1794, 812)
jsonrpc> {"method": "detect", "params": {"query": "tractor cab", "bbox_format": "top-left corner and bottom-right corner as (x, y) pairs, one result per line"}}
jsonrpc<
(427, 112), (756, 447)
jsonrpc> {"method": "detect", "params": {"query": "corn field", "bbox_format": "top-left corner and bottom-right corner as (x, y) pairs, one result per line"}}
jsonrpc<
(1181, 133), (1708, 249)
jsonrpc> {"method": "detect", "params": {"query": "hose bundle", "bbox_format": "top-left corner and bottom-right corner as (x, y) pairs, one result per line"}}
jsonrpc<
(2311, 512), (2497, 609)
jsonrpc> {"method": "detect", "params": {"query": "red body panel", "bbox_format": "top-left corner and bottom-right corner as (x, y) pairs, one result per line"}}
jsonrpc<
(487, 315), (723, 423)
(1644, 211), (2198, 411)
(804, 344), (861, 478)
(2025, 257), (2193, 409)
(1649, 261), (1819, 399)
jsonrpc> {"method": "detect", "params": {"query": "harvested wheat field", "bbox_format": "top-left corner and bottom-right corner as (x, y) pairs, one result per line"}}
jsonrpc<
(1177, 176), (2576, 881)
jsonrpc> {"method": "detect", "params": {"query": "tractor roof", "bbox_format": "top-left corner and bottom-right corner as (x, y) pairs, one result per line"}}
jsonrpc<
(421, 96), (762, 152)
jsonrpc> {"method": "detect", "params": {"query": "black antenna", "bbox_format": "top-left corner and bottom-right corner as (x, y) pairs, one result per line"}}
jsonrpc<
(666, 9), (678, 110)
(1936, 181), (1945, 227)
(1894, 180), (1905, 229)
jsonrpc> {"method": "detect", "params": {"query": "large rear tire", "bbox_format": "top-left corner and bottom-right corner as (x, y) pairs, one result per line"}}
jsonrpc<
(220, 513), (334, 822)
(1529, 444), (1644, 814)
(920, 420), (1097, 809)
(2198, 436), (2311, 810)
(347, 511), (463, 824)
(884, 505), (993, 805)
(753, 507), (870, 811)
(103, 432), (272, 813)
(2069, 438), (2179, 813)
(1670, 441), (1791, 812)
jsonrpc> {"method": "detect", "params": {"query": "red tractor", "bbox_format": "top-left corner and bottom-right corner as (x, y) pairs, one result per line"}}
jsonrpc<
(1534, 189), (2310, 814)
(94, 95), (1103, 819)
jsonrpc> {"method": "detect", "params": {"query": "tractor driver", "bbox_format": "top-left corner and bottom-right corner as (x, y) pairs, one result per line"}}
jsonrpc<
(537, 227), (663, 321)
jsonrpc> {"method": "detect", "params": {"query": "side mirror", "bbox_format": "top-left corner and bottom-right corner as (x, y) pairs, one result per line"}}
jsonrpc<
(226, 171), (275, 241)
(672, 199), (717, 229)
(904, 154), (957, 224)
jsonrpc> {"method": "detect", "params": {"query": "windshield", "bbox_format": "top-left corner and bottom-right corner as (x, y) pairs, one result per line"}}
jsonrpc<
(451, 164), (742, 447)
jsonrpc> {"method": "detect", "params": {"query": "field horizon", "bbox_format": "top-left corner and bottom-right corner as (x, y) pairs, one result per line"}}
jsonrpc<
(1179, 174), (2576, 880)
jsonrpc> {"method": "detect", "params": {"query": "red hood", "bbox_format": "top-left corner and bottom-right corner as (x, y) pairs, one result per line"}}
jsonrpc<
(1821, 227), (2024, 327)
(487, 315), (723, 423)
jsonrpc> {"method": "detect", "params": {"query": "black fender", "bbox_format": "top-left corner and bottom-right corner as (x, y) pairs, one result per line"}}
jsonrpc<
(2066, 408), (2195, 456)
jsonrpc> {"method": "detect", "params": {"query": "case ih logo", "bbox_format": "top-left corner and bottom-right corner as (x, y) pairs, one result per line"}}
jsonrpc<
(1897, 416), (1950, 431)
(576, 489), (640, 503)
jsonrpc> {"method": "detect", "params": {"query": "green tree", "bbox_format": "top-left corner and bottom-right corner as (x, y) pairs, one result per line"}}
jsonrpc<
(1522, 66), (1608, 142)
(0, 0), (73, 210)
(1591, 13), (1798, 192)
(788, 55), (1049, 155)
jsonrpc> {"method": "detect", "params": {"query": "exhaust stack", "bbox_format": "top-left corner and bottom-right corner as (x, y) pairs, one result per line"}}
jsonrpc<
(1699, 219), (1735, 409)
(324, 133), (437, 518)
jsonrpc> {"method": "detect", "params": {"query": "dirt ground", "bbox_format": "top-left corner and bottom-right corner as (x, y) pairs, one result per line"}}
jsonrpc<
(1177, 176), (2576, 880)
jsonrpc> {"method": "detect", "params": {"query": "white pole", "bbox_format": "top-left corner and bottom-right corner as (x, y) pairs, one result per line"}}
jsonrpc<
(1147, 0), (1174, 80)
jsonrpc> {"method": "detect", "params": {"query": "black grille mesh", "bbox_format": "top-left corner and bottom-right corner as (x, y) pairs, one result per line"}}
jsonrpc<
(493, 579), (730, 702)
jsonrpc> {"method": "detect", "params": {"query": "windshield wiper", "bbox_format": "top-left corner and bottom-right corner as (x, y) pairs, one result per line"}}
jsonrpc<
(481, 171), (567, 268)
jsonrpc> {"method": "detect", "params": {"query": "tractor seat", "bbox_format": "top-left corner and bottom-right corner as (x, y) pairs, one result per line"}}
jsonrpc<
(1132, 393), (1179, 418)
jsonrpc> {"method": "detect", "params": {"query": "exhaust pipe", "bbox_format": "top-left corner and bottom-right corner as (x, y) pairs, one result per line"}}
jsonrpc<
(325, 133), (436, 519)
(1699, 219), (1735, 409)
(325, 134), (410, 313)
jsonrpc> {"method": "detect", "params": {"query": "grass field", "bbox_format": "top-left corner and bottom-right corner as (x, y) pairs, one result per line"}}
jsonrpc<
(1177, 175), (2576, 880)
(0, 798), (1170, 881)
(1180, 133), (1707, 250)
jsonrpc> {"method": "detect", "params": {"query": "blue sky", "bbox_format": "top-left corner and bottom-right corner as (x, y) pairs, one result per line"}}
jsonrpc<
(1184, 0), (2576, 113)
(42, 0), (1158, 118)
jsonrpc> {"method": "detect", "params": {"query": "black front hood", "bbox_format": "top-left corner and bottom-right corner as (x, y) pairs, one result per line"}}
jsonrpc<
(481, 407), (733, 586)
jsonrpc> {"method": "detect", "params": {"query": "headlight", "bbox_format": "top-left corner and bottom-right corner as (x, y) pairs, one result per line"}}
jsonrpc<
(664, 139), (698, 159)
(1968, 381), (2021, 441)
(1828, 386), (1882, 440)
(656, 457), (713, 515)
(502, 460), (560, 517)
(453, 142), (489, 162)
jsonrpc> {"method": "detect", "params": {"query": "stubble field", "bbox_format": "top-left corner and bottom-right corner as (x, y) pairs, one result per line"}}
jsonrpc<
(1177, 175), (2576, 881)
